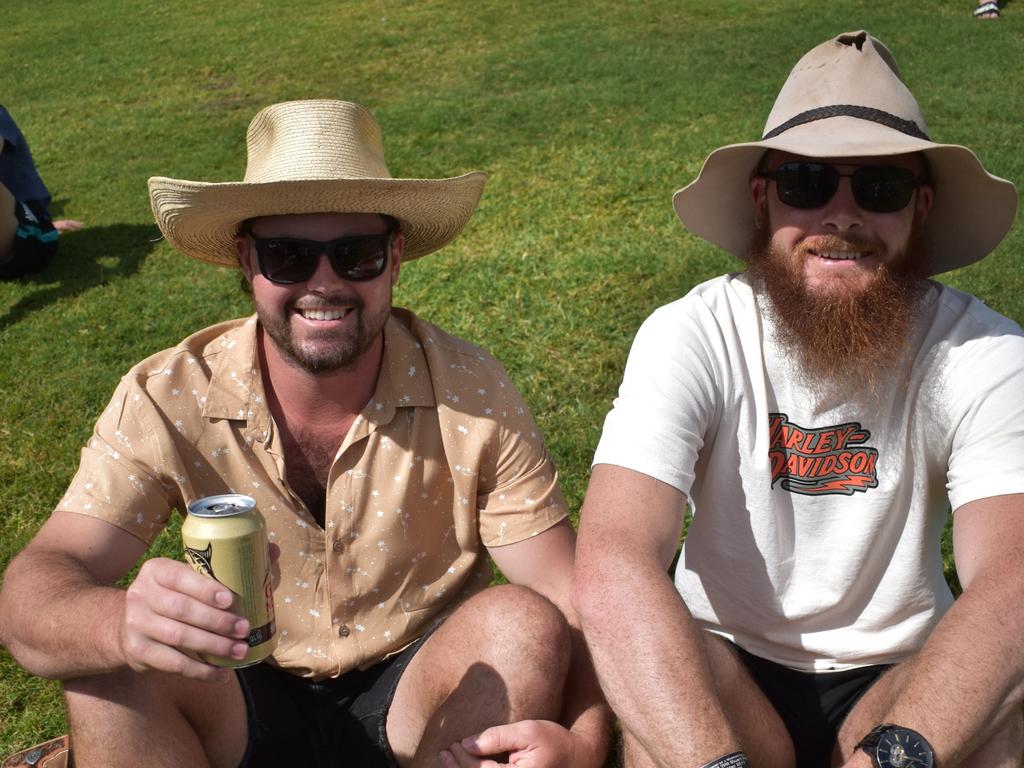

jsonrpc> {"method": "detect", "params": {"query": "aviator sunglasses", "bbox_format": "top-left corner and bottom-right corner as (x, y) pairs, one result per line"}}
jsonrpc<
(758, 162), (926, 214)
(247, 231), (393, 285)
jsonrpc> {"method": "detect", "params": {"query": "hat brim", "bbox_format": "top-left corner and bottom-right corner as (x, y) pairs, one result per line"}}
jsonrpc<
(148, 173), (487, 267)
(672, 117), (1017, 276)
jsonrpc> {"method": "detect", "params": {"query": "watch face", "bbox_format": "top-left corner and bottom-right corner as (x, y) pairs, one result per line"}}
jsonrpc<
(875, 728), (934, 768)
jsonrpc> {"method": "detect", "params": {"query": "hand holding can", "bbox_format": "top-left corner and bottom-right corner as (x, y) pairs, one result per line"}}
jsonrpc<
(182, 494), (277, 668)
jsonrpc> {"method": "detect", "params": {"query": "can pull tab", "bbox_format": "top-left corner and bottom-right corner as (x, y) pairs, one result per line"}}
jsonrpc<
(836, 31), (868, 50)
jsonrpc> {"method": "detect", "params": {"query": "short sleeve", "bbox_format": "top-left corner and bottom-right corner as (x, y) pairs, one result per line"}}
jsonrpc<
(592, 299), (721, 496)
(474, 380), (567, 548)
(55, 374), (178, 544)
(946, 331), (1024, 511)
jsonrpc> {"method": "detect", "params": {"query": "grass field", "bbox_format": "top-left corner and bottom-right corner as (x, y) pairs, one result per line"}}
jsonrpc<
(2, 0), (1022, 759)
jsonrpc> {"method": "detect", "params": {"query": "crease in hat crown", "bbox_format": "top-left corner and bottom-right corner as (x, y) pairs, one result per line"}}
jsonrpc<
(671, 29), (1018, 277)
(244, 101), (392, 183)
(148, 98), (487, 267)
(761, 31), (930, 143)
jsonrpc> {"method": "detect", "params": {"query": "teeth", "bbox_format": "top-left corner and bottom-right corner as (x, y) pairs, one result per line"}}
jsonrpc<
(299, 308), (349, 321)
(818, 250), (863, 261)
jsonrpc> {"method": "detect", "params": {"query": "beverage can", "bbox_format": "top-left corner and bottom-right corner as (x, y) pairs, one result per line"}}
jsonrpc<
(182, 493), (276, 668)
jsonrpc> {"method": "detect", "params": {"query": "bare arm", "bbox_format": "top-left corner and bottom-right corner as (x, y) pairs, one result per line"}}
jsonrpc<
(572, 464), (740, 767)
(488, 517), (612, 766)
(841, 493), (1024, 766)
(0, 511), (250, 681)
(442, 518), (611, 767)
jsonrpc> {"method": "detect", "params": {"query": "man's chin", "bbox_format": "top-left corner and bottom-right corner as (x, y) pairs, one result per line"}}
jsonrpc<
(749, 248), (926, 399)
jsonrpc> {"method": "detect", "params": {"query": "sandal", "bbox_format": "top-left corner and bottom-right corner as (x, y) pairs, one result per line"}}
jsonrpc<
(973, 1), (1001, 18)
(1, 736), (69, 768)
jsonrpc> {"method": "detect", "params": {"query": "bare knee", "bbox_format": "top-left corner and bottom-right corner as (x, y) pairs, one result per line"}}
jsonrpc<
(64, 667), (247, 768)
(461, 584), (571, 677)
(64, 666), (163, 714)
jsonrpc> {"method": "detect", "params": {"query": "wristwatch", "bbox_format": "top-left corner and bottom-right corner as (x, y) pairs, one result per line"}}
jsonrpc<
(856, 724), (935, 768)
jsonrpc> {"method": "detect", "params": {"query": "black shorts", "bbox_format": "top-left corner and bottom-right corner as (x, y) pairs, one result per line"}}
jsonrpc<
(236, 634), (427, 768)
(733, 644), (891, 768)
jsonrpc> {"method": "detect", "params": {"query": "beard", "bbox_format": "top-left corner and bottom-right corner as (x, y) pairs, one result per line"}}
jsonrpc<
(256, 292), (391, 374)
(746, 224), (928, 399)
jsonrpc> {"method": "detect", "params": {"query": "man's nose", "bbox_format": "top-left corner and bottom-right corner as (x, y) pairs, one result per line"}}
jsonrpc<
(821, 177), (864, 232)
(305, 251), (339, 286)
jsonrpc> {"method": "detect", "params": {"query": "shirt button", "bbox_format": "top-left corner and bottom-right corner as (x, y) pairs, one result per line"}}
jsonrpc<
(338, 624), (351, 638)
(332, 539), (344, 553)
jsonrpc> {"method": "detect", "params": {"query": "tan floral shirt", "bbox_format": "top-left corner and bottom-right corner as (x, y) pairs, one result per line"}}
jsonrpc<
(57, 308), (567, 679)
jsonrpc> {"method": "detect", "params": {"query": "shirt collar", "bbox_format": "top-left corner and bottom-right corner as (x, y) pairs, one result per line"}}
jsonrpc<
(366, 313), (436, 424)
(202, 312), (435, 429)
(202, 316), (268, 429)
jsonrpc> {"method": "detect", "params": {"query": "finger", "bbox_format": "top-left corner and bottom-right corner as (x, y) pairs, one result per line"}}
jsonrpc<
(268, 542), (281, 563)
(461, 724), (524, 756)
(142, 558), (236, 610)
(124, 637), (234, 682)
(146, 582), (249, 638)
(135, 611), (250, 660)
(447, 741), (501, 768)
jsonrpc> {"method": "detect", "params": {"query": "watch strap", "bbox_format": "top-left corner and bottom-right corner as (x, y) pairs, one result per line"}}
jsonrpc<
(856, 723), (895, 755)
(698, 752), (750, 768)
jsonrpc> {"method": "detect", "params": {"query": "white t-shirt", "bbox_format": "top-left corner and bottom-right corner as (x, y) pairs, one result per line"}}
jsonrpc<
(594, 273), (1024, 672)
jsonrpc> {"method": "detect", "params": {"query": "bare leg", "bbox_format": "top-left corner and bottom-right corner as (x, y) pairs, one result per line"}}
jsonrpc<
(386, 584), (571, 767)
(63, 667), (247, 768)
(0, 182), (16, 265)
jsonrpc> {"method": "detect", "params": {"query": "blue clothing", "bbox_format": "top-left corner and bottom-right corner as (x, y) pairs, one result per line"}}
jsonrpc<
(0, 105), (58, 278)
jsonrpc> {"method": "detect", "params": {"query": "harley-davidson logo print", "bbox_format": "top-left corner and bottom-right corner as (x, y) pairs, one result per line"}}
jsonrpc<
(769, 412), (879, 496)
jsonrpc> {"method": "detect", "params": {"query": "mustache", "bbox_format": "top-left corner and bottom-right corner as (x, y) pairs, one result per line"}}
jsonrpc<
(793, 232), (885, 258)
(290, 293), (364, 311)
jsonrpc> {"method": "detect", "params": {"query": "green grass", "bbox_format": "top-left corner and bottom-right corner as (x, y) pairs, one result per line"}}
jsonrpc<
(1, 0), (1022, 758)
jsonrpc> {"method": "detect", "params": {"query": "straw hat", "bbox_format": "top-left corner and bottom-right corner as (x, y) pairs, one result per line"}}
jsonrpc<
(148, 100), (486, 266)
(673, 30), (1017, 277)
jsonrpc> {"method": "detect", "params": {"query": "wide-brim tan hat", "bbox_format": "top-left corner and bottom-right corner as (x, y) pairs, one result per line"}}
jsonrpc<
(149, 100), (486, 266)
(673, 31), (1017, 277)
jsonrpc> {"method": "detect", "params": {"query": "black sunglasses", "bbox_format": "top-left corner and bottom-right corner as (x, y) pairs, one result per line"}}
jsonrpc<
(248, 233), (392, 285)
(759, 162), (924, 214)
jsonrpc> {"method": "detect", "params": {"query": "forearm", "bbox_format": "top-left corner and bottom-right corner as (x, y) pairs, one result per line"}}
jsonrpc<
(866, 566), (1024, 765)
(575, 549), (739, 766)
(0, 548), (127, 679)
(559, 621), (612, 766)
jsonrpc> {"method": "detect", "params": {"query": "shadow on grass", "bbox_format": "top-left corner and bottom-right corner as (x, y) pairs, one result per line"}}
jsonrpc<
(0, 223), (160, 330)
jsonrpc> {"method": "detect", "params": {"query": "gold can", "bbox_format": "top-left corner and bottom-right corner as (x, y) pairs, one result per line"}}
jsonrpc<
(182, 494), (276, 668)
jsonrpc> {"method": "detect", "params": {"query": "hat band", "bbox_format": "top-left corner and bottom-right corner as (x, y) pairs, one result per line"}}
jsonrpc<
(763, 104), (930, 141)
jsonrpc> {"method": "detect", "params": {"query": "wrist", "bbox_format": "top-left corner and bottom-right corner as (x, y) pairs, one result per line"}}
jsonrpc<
(855, 724), (935, 768)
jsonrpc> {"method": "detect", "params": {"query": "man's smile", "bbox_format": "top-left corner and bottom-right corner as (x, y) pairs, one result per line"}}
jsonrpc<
(810, 247), (869, 261)
(295, 306), (354, 322)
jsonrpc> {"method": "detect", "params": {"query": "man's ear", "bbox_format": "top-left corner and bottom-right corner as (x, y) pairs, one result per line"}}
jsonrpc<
(750, 175), (769, 228)
(915, 183), (934, 225)
(390, 232), (404, 286)
(236, 235), (256, 284)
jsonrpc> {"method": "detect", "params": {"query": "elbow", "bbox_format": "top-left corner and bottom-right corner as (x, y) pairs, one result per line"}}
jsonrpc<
(571, 561), (613, 634)
(0, 560), (58, 679)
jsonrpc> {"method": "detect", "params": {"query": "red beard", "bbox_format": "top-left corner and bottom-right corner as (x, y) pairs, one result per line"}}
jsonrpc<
(746, 225), (928, 399)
